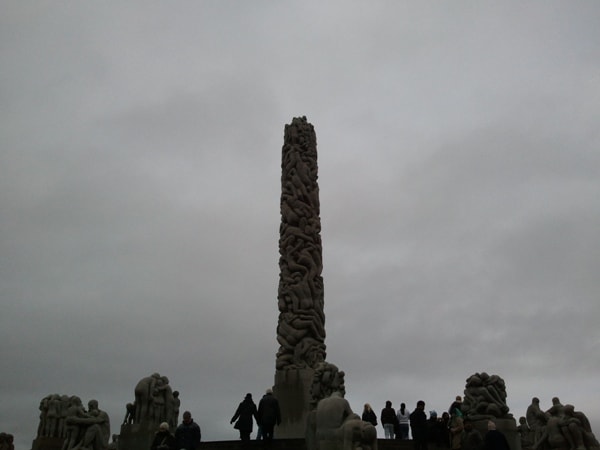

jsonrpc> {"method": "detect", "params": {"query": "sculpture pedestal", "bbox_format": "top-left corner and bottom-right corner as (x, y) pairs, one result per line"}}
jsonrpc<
(118, 422), (157, 450)
(31, 436), (64, 450)
(273, 368), (314, 439)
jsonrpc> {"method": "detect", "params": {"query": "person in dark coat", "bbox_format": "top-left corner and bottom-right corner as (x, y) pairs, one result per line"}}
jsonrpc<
(484, 421), (510, 450)
(381, 400), (397, 439)
(230, 393), (258, 441)
(150, 422), (176, 450)
(257, 388), (281, 441)
(175, 411), (201, 450)
(410, 400), (428, 450)
(362, 403), (378, 426)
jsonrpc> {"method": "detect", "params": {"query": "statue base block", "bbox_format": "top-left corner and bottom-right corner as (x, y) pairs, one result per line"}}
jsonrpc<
(31, 436), (64, 450)
(118, 422), (157, 450)
(273, 368), (314, 439)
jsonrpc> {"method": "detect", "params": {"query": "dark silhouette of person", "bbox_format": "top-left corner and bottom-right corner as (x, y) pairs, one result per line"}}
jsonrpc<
(257, 388), (281, 442)
(362, 403), (377, 427)
(410, 400), (428, 450)
(230, 393), (258, 442)
(484, 421), (510, 450)
(175, 411), (201, 450)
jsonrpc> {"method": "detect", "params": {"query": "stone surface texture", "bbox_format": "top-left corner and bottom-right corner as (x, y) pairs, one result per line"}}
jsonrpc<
(276, 116), (326, 371)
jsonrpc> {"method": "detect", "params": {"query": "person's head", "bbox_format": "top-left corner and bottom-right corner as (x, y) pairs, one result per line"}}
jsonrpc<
(266, 388), (273, 395)
(488, 420), (496, 431)
(183, 411), (192, 424)
(417, 400), (425, 409)
(88, 399), (98, 410)
(564, 405), (575, 416)
(364, 403), (372, 411)
(159, 422), (169, 432)
(173, 391), (179, 398)
(386, 400), (392, 408)
(519, 416), (527, 424)
(532, 397), (539, 404)
(430, 410), (438, 420)
(442, 412), (450, 421)
(455, 396), (462, 402)
(552, 397), (560, 405)
(245, 393), (252, 401)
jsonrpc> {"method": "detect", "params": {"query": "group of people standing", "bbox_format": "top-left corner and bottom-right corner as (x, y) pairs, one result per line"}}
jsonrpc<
(150, 410), (201, 450)
(230, 389), (282, 442)
(361, 397), (511, 450)
(149, 388), (281, 450)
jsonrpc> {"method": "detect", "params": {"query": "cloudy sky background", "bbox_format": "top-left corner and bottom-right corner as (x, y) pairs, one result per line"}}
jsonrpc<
(2, 2), (599, 448)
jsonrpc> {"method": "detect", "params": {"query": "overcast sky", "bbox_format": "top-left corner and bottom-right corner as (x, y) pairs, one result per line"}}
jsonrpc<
(2, 2), (600, 449)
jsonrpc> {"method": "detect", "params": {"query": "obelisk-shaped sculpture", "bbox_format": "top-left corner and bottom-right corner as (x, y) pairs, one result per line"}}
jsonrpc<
(273, 116), (326, 438)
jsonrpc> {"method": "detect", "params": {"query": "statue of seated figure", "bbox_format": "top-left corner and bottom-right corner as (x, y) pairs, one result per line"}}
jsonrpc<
(306, 391), (377, 450)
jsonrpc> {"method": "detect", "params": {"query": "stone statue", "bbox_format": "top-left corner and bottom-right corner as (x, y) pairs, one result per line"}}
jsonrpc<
(166, 391), (180, 430)
(62, 398), (110, 450)
(461, 373), (512, 420)
(122, 403), (135, 426)
(563, 404), (600, 450)
(309, 362), (346, 410)
(0, 433), (15, 450)
(134, 373), (161, 424)
(546, 397), (566, 418)
(306, 362), (377, 450)
(526, 397), (547, 444)
(62, 396), (87, 450)
(276, 116), (327, 370)
(526, 399), (599, 450)
(131, 373), (178, 426)
(306, 391), (377, 450)
(518, 416), (534, 450)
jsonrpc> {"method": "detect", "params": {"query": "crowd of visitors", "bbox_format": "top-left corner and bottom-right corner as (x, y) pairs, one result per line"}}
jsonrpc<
(363, 396), (511, 450)
(144, 391), (597, 450)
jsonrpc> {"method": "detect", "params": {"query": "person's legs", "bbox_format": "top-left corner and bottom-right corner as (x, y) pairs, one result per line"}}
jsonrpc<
(384, 424), (395, 439)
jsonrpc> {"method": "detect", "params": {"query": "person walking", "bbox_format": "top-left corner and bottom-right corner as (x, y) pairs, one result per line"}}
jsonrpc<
(257, 388), (281, 442)
(230, 393), (258, 442)
(175, 411), (201, 450)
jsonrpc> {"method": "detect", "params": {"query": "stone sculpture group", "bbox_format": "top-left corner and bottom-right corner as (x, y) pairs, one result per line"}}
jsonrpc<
(126, 372), (180, 430)
(34, 395), (110, 450)
(520, 397), (600, 450)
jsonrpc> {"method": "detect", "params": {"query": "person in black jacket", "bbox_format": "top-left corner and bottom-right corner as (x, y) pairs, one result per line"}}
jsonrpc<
(410, 400), (428, 450)
(484, 421), (510, 450)
(381, 400), (397, 439)
(150, 422), (176, 450)
(257, 388), (281, 441)
(175, 411), (201, 450)
(230, 393), (258, 441)
(362, 403), (377, 427)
